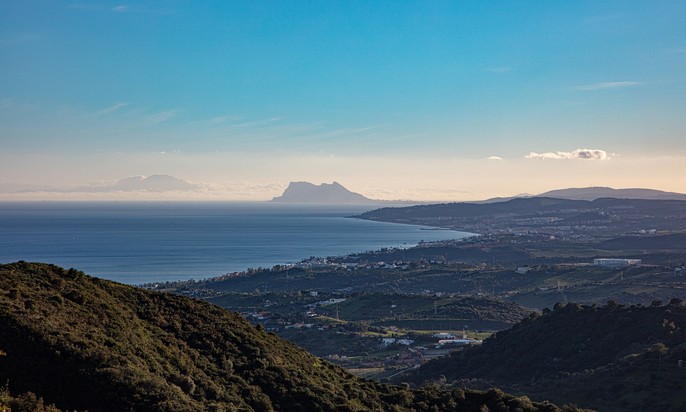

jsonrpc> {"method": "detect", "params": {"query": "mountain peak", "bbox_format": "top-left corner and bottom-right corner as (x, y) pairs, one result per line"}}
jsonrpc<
(271, 181), (374, 203)
(100, 174), (198, 192)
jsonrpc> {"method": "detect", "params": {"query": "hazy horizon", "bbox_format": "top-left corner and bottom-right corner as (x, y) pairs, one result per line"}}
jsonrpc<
(2, 1), (685, 200)
(2, 174), (686, 203)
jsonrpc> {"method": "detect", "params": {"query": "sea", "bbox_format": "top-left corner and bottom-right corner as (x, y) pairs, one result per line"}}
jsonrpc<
(0, 202), (472, 285)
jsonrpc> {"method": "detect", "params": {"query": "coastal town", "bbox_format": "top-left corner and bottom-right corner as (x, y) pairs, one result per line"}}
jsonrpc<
(149, 227), (686, 378)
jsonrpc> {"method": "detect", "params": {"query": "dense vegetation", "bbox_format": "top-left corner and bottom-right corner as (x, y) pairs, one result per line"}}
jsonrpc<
(314, 293), (532, 324)
(404, 300), (686, 411)
(0, 262), (580, 411)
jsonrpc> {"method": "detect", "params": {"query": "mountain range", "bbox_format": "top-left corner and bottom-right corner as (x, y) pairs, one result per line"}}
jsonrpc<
(483, 186), (686, 202)
(74, 175), (201, 193)
(3, 175), (202, 194)
(538, 186), (686, 201)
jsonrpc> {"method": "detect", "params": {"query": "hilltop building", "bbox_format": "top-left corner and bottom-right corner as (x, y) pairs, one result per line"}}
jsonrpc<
(593, 258), (642, 268)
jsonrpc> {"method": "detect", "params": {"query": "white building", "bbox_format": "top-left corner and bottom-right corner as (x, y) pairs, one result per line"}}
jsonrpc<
(593, 258), (641, 268)
(438, 339), (482, 346)
(381, 338), (396, 346)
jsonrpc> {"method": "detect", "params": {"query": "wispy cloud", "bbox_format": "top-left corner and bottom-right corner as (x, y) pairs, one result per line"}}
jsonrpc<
(0, 97), (38, 112)
(525, 148), (614, 161)
(0, 33), (41, 45)
(573, 81), (641, 91)
(207, 115), (243, 125)
(68, 3), (102, 11)
(146, 109), (183, 124)
(93, 102), (129, 117)
(486, 156), (504, 161)
(69, 3), (174, 15)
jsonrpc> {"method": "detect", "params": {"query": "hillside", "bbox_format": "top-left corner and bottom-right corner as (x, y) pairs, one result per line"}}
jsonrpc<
(538, 187), (686, 201)
(160, 230), (686, 310)
(356, 197), (686, 236)
(0, 262), (577, 412)
(403, 301), (686, 411)
(313, 294), (532, 324)
(271, 181), (374, 203)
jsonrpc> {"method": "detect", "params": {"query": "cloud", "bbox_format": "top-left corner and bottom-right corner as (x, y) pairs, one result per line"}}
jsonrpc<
(146, 109), (182, 124)
(69, 3), (174, 15)
(525, 148), (613, 161)
(0, 97), (38, 112)
(94, 102), (129, 116)
(0, 33), (41, 45)
(208, 115), (242, 125)
(573, 81), (640, 91)
(486, 156), (504, 161)
(68, 3), (102, 11)
(109, 4), (177, 16)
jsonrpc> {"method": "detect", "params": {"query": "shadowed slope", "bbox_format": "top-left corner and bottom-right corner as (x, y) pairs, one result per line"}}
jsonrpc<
(0, 262), (579, 412)
(404, 301), (686, 411)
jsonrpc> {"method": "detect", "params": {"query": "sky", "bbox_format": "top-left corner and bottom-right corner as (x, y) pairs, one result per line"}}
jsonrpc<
(1, 1), (685, 201)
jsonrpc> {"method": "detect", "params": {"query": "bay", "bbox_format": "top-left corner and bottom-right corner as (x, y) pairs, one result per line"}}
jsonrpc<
(0, 202), (472, 284)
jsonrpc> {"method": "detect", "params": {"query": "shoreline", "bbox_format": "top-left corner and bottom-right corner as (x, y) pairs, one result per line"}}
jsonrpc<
(0, 202), (473, 285)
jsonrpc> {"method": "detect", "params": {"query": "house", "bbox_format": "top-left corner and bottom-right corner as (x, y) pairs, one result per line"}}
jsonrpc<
(432, 332), (455, 339)
(438, 339), (483, 346)
(381, 338), (396, 346)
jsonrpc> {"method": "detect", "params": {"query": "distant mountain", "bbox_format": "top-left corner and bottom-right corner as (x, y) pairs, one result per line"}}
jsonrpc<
(9, 175), (201, 194)
(271, 181), (375, 203)
(0, 262), (571, 412)
(476, 187), (686, 203)
(402, 300), (686, 411)
(538, 186), (686, 201)
(77, 175), (200, 192)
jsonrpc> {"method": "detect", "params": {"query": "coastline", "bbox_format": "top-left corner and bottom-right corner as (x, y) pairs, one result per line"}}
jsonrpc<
(0, 201), (471, 285)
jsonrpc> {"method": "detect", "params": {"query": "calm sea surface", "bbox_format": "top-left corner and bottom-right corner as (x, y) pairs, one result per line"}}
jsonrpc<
(0, 202), (471, 284)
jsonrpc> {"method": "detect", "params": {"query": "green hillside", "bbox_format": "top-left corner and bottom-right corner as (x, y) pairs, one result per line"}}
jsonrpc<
(0, 262), (579, 412)
(314, 293), (532, 324)
(404, 301), (686, 411)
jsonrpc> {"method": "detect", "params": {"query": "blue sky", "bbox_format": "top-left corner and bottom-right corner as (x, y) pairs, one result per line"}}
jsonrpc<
(1, 1), (685, 200)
